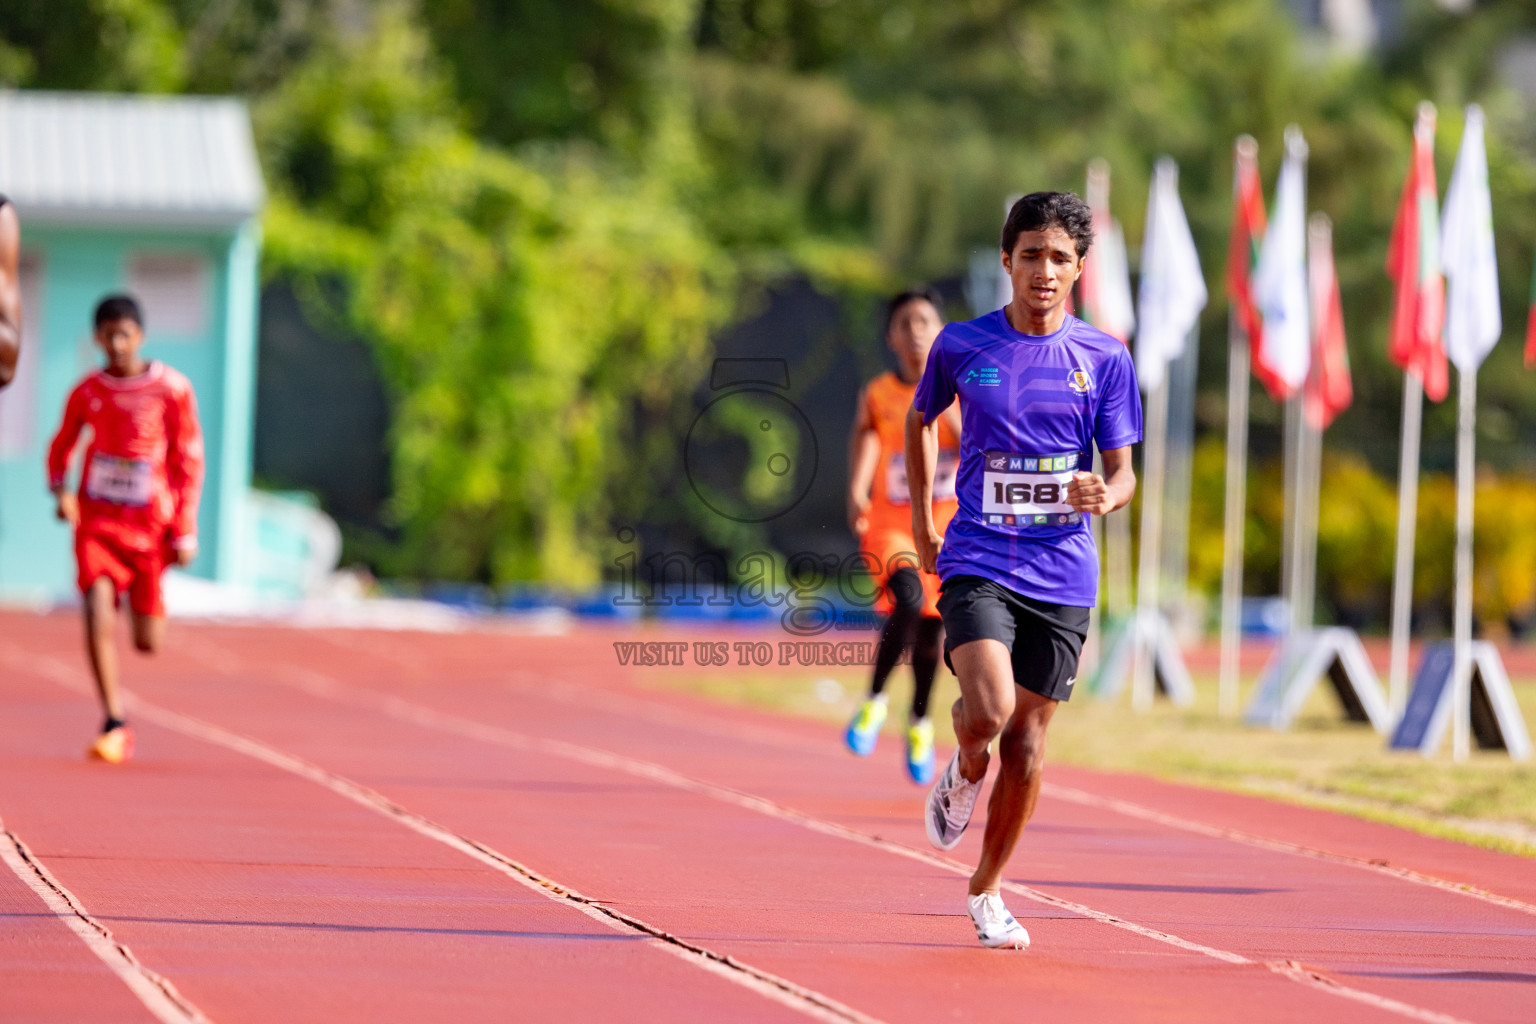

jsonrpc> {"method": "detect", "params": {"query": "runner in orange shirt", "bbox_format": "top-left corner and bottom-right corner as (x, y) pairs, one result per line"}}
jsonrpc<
(47, 295), (205, 763)
(844, 287), (961, 783)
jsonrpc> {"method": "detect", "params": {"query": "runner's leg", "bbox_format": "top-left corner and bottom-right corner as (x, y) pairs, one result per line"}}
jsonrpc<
(130, 612), (164, 654)
(909, 616), (942, 720)
(869, 568), (923, 696)
(947, 638), (1015, 786)
(83, 577), (124, 723)
(968, 689), (1057, 895)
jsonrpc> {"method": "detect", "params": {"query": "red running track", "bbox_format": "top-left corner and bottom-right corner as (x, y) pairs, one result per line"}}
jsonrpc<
(1, 611), (1533, 1024)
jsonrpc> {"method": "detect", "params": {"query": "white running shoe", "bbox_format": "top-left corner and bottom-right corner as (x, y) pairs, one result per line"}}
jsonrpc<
(967, 892), (1030, 950)
(925, 750), (980, 850)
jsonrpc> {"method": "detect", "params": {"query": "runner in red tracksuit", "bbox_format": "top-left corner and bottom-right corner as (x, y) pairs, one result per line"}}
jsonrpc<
(47, 294), (204, 763)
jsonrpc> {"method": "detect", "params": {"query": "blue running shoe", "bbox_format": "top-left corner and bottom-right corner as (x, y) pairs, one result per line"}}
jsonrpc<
(844, 698), (887, 756)
(905, 718), (935, 784)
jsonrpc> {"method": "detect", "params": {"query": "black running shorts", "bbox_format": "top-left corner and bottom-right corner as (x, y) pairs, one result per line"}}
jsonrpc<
(936, 574), (1090, 703)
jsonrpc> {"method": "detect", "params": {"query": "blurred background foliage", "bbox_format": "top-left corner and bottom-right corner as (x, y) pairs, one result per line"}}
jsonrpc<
(4, 0), (1536, 626)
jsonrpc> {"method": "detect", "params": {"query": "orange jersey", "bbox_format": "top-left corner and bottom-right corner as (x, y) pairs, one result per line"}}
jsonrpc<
(861, 371), (959, 536)
(47, 361), (204, 553)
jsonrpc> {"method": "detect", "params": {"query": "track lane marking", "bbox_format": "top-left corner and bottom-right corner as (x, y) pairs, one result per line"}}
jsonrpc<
(1, 651), (884, 1024)
(191, 658), (1482, 1024)
(1041, 784), (1536, 920)
(489, 665), (1536, 923)
(1, 645), (1487, 1024)
(188, 633), (1536, 922)
(0, 820), (214, 1024)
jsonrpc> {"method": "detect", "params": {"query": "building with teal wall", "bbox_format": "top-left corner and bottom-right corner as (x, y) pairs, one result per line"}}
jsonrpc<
(0, 91), (264, 605)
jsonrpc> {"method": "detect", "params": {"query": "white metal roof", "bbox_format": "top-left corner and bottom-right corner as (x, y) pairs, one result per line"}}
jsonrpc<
(0, 91), (264, 228)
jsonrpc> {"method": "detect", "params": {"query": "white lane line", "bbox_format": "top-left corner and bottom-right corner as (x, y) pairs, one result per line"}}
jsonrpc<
(1266, 960), (1477, 1024)
(128, 700), (885, 1024)
(197, 631), (1536, 922)
(0, 649), (884, 1024)
(1, 645), (1483, 1024)
(535, 673), (1536, 918)
(221, 662), (1480, 1024)
(505, 666), (1536, 924)
(1043, 784), (1536, 920)
(0, 820), (213, 1024)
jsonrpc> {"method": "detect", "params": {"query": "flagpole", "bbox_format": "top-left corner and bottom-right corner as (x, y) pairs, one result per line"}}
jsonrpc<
(1107, 497), (1133, 618)
(1134, 377), (1169, 713)
(1296, 396), (1322, 634)
(1218, 307), (1250, 716)
(1281, 395), (1301, 637)
(1085, 159), (1136, 624)
(1296, 212), (1335, 638)
(1162, 325), (1199, 618)
(1085, 450), (1105, 672)
(1388, 371), (1424, 716)
(1452, 366), (1476, 761)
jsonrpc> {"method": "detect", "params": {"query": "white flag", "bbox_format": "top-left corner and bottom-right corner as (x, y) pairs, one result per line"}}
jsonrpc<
(1252, 125), (1310, 396)
(1136, 158), (1207, 392)
(1084, 161), (1136, 343)
(1098, 219), (1137, 341)
(1441, 105), (1501, 372)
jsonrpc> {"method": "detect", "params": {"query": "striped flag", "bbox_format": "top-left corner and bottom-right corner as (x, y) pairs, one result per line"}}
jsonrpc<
(1252, 126), (1311, 397)
(1226, 137), (1279, 394)
(1081, 160), (1136, 344)
(1306, 213), (1352, 430)
(1386, 103), (1448, 401)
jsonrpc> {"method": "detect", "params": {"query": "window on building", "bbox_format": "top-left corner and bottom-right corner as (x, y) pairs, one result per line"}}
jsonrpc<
(128, 253), (209, 337)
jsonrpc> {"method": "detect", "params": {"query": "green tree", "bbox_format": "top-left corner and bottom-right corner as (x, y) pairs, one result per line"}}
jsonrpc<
(257, 6), (724, 585)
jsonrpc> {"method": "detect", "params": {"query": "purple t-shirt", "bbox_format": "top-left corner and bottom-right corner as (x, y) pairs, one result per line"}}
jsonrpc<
(913, 310), (1143, 607)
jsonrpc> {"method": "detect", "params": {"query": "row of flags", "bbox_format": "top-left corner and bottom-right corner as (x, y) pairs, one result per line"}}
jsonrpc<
(1382, 103), (1505, 400)
(1077, 102), (1518, 412)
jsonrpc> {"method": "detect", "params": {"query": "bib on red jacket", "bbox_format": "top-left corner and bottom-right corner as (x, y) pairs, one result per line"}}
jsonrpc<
(48, 361), (205, 556)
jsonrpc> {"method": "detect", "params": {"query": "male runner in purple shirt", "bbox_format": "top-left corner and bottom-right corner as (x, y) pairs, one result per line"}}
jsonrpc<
(906, 191), (1142, 949)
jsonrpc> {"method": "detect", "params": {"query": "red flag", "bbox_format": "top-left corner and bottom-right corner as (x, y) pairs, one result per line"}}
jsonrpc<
(1227, 137), (1282, 397)
(1306, 213), (1352, 430)
(1385, 103), (1448, 401)
(1525, 248), (1536, 369)
(1080, 160), (1136, 344)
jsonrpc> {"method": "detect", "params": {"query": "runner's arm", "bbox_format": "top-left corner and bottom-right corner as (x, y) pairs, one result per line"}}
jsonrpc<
(847, 386), (879, 535)
(0, 204), (19, 389)
(1066, 445), (1136, 516)
(47, 387), (87, 524)
(940, 399), (961, 444)
(904, 405), (943, 573)
(165, 382), (206, 564)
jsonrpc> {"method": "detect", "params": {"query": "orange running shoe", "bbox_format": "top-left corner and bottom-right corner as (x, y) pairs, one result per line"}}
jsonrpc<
(88, 726), (134, 764)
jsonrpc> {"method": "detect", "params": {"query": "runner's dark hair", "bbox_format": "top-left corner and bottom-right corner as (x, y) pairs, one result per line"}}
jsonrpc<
(884, 285), (944, 336)
(94, 294), (143, 329)
(1001, 192), (1094, 259)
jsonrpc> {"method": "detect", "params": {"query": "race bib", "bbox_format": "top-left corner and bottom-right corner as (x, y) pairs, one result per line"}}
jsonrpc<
(980, 450), (1083, 526)
(885, 450), (958, 505)
(85, 454), (153, 507)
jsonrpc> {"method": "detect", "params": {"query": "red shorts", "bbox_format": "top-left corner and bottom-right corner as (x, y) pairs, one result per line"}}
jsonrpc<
(76, 532), (167, 617)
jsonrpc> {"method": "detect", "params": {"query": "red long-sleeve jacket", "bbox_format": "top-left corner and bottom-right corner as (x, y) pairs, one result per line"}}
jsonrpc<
(47, 362), (205, 553)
